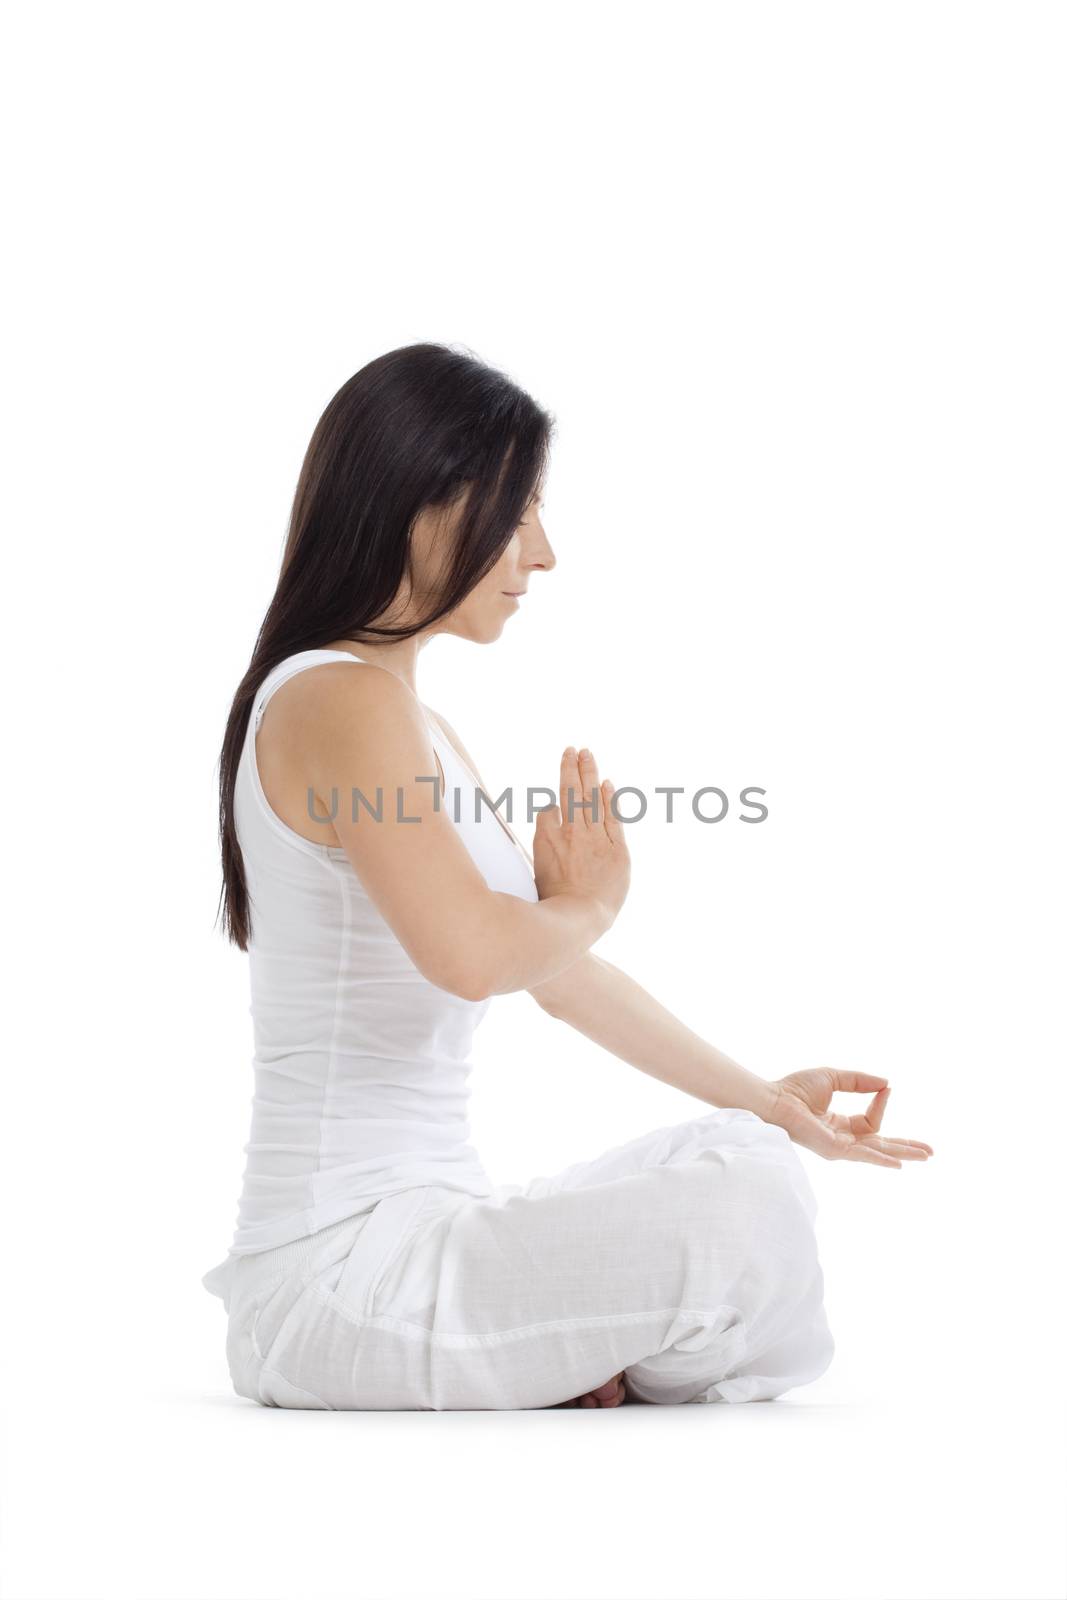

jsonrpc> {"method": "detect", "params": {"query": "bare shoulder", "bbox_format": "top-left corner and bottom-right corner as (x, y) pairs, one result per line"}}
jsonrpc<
(255, 661), (436, 848)
(264, 658), (424, 752)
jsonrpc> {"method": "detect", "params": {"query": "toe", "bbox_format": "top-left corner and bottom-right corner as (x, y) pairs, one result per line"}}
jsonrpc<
(552, 1371), (627, 1408)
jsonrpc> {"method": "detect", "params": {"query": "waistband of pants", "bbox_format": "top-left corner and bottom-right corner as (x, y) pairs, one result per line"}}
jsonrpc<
(202, 1183), (490, 1314)
(202, 1204), (378, 1311)
(206, 1186), (443, 1314)
(240, 1207), (379, 1292)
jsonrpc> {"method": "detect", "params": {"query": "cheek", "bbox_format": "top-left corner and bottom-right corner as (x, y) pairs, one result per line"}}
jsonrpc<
(481, 542), (521, 590)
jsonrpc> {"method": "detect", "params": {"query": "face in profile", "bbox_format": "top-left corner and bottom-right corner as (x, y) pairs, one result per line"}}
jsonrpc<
(406, 486), (556, 643)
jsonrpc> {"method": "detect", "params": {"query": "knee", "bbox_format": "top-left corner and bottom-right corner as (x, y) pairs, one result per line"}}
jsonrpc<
(745, 1145), (818, 1223)
(686, 1139), (819, 1233)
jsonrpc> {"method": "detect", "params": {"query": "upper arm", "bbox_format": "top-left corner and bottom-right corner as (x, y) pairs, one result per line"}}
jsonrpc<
(292, 663), (501, 1000)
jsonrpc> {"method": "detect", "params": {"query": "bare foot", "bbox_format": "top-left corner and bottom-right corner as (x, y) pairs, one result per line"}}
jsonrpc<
(551, 1371), (628, 1408)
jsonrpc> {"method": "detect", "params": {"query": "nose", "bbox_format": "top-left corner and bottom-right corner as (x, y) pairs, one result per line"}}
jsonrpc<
(526, 528), (557, 575)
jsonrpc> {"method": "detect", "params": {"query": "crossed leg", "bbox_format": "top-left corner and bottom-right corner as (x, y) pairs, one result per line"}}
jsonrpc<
(421, 1107), (834, 1409)
(254, 1107), (835, 1410)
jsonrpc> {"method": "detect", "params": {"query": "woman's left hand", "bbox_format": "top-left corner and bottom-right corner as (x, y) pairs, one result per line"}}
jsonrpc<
(764, 1069), (934, 1167)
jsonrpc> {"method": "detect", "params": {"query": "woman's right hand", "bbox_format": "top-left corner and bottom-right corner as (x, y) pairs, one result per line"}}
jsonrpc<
(533, 746), (631, 926)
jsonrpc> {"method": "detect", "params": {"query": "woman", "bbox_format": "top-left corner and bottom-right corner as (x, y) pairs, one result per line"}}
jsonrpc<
(201, 342), (934, 1411)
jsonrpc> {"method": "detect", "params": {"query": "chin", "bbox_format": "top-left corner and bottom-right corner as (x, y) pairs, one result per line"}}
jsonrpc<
(460, 614), (510, 644)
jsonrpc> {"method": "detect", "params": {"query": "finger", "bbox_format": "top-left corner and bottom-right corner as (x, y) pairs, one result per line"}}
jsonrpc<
(535, 801), (562, 836)
(559, 746), (581, 826)
(829, 1070), (891, 1094)
(865, 1086), (890, 1132)
(844, 1143), (903, 1169)
(877, 1138), (934, 1158)
(600, 778), (626, 846)
(845, 1088), (890, 1137)
(577, 747), (598, 828)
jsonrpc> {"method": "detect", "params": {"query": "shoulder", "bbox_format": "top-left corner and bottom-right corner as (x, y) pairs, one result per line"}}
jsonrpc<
(264, 659), (429, 761)
(272, 658), (417, 722)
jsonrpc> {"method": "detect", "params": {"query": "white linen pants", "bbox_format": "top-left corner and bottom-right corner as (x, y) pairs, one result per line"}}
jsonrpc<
(210, 1108), (835, 1410)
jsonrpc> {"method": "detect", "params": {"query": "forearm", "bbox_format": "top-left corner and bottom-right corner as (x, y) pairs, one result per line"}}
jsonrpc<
(530, 953), (778, 1118)
(475, 892), (612, 999)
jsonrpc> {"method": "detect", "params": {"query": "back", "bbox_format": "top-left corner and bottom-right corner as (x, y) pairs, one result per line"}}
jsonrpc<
(204, 649), (539, 1278)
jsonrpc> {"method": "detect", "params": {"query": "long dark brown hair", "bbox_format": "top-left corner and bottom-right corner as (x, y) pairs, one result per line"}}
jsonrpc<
(216, 341), (555, 950)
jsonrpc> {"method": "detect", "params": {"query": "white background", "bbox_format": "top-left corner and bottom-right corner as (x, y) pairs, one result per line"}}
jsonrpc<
(2, 4), (1064, 1598)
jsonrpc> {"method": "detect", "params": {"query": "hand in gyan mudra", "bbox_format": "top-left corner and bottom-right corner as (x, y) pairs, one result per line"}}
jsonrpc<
(765, 1070), (934, 1167)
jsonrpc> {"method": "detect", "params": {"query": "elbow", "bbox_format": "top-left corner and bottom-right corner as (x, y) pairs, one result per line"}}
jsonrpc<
(420, 905), (510, 1001)
(456, 977), (493, 1004)
(434, 960), (496, 1004)
(450, 975), (495, 1004)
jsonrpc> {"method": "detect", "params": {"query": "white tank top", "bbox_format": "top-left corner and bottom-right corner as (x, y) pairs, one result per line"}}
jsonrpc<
(214, 648), (538, 1259)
